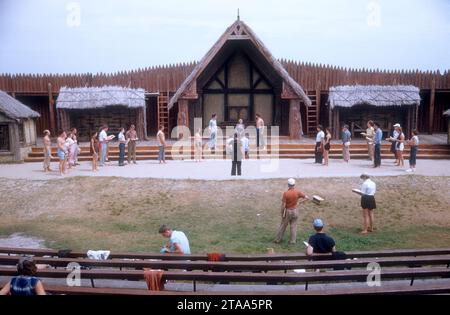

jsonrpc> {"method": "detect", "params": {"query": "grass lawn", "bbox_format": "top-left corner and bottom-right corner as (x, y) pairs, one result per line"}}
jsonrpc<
(0, 176), (449, 254)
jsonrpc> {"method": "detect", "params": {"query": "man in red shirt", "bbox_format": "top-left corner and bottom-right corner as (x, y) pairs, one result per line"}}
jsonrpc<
(274, 178), (310, 244)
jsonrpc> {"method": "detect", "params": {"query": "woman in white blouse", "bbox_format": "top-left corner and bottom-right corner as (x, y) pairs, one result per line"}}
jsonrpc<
(360, 173), (377, 235)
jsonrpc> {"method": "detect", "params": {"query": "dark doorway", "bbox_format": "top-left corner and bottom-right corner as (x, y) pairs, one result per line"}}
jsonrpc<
(0, 124), (10, 151)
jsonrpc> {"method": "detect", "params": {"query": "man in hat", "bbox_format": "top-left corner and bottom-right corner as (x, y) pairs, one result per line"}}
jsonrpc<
(274, 178), (310, 244)
(306, 218), (336, 256)
(360, 173), (377, 235)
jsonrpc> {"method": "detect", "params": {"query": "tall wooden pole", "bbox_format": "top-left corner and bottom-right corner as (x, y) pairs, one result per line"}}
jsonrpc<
(429, 79), (435, 134)
(48, 83), (56, 134)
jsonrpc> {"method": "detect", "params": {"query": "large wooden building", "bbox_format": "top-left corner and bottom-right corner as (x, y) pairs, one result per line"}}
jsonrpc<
(0, 19), (449, 140)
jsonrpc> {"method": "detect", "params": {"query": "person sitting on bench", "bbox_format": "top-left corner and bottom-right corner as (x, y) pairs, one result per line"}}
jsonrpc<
(0, 257), (46, 295)
(158, 224), (191, 255)
(306, 219), (336, 256)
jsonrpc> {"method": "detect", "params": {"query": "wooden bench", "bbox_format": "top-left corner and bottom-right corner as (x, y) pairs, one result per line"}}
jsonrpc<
(1, 246), (450, 262)
(1, 266), (449, 291)
(0, 255), (449, 273)
(3, 281), (450, 295)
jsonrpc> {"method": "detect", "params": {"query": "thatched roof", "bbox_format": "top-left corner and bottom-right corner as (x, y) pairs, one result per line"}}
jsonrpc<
(0, 90), (40, 120)
(56, 86), (145, 110)
(444, 109), (450, 117)
(168, 19), (311, 109)
(328, 85), (420, 109)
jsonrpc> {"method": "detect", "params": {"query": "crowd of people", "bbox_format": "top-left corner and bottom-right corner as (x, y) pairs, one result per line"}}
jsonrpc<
(314, 121), (420, 171)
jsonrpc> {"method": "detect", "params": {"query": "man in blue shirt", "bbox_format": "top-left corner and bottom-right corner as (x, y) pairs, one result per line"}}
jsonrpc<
(159, 225), (191, 254)
(373, 122), (383, 168)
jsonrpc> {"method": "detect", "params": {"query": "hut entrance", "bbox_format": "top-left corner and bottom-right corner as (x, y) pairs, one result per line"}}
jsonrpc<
(0, 124), (9, 151)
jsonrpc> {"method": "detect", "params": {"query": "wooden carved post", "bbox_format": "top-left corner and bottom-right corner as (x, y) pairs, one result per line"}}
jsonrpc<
(429, 79), (435, 134)
(289, 99), (301, 139)
(48, 83), (56, 134)
(177, 99), (189, 139)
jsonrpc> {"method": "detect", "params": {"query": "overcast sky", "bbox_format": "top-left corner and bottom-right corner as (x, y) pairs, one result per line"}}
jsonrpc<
(0, 0), (449, 74)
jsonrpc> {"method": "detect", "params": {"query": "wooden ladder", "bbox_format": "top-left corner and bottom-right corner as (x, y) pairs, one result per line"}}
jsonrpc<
(157, 92), (170, 137)
(306, 90), (320, 135)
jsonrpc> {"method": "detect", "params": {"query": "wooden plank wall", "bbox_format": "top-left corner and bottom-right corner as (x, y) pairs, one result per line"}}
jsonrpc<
(1, 61), (449, 94)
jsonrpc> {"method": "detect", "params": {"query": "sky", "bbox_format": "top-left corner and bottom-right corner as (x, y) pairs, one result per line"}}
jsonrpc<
(0, 0), (449, 74)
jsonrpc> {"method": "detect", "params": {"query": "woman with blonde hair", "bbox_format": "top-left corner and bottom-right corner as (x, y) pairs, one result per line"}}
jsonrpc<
(90, 131), (99, 172)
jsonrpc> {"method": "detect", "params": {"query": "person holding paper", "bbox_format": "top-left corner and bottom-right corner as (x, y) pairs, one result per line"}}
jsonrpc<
(360, 173), (377, 235)
(306, 219), (336, 256)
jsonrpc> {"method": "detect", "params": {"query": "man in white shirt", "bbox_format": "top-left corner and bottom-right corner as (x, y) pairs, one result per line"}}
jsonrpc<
(98, 125), (109, 166)
(360, 173), (377, 235)
(208, 114), (217, 152)
(159, 225), (191, 254)
(241, 133), (250, 159)
(315, 125), (325, 164)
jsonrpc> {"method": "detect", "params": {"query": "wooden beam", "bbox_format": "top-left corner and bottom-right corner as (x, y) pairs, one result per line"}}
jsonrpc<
(289, 100), (301, 139)
(47, 83), (56, 134)
(429, 80), (435, 134)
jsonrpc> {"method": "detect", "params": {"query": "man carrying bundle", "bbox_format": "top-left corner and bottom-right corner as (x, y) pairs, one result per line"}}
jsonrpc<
(274, 178), (310, 245)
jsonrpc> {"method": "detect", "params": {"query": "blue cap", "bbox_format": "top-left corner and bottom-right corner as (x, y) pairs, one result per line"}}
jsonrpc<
(313, 218), (324, 228)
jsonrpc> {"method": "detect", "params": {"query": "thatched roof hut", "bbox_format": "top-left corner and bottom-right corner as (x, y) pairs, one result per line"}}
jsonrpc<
(0, 90), (40, 120)
(328, 85), (421, 109)
(56, 86), (145, 109)
(168, 19), (311, 109)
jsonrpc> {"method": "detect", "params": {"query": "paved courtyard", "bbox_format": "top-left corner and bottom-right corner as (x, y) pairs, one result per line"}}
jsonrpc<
(1, 158), (449, 181)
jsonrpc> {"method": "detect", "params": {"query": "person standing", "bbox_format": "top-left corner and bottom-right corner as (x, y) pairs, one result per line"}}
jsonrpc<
(323, 127), (332, 166)
(98, 125), (109, 167)
(365, 121), (375, 161)
(118, 127), (127, 166)
(208, 114), (217, 153)
(231, 133), (243, 176)
(57, 131), (67, 176)
(158, 225), (191, 255)
(342, 125), (351, 163)
(70, 128), (81, 166)
(194, 129), (203, 162)
(65, 131), (75, 169)
(256, 113), (265, 149)
(90, 131), (99, 172)
(235, 119), (245, 138)
(241, 133), (250, 159)
(359, 173), (377, 235)
(43, 130), (52, 172)
(126, 124), (138, 165)
(406, 129), (419, 172)
(389, 123), (400, 164)
(274, 178), (310, 245)
(395, 127), (405, 167)
(373, 122), (383, 168)
(315, 125), (325, 164)
(157, 125), (166, 164)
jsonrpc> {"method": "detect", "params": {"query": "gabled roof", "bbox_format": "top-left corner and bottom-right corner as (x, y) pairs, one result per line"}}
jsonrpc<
(0, 90), (40, 120)
(328, 85), (421, 109)
(56, 86), (145, 110)
(168, 19), (311, 109)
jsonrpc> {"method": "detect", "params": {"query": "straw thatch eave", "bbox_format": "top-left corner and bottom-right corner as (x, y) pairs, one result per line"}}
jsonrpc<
(0, 90), (40, 121)
(328, 85), (421, 109)
(56, 86), (145, 110)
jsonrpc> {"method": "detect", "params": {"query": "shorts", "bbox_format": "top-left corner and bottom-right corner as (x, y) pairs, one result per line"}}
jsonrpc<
(57, 149), (65, 161)
(361, 195), (376, 210)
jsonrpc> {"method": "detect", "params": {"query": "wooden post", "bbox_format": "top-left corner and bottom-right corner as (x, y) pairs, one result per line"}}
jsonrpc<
(48, 83), (56, 134)
(328, 104), (332, 135)
(289, 99), (301, 139)
(429, 79), (435, 134)
(177, 99), (189, 138)
(9, 123), (21, 161)
(316, 80), (321, 125)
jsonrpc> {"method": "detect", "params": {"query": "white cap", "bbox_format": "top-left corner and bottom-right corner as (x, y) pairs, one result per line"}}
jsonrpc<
(393, 123), (401, 128)
(288, 178), (296, 186)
